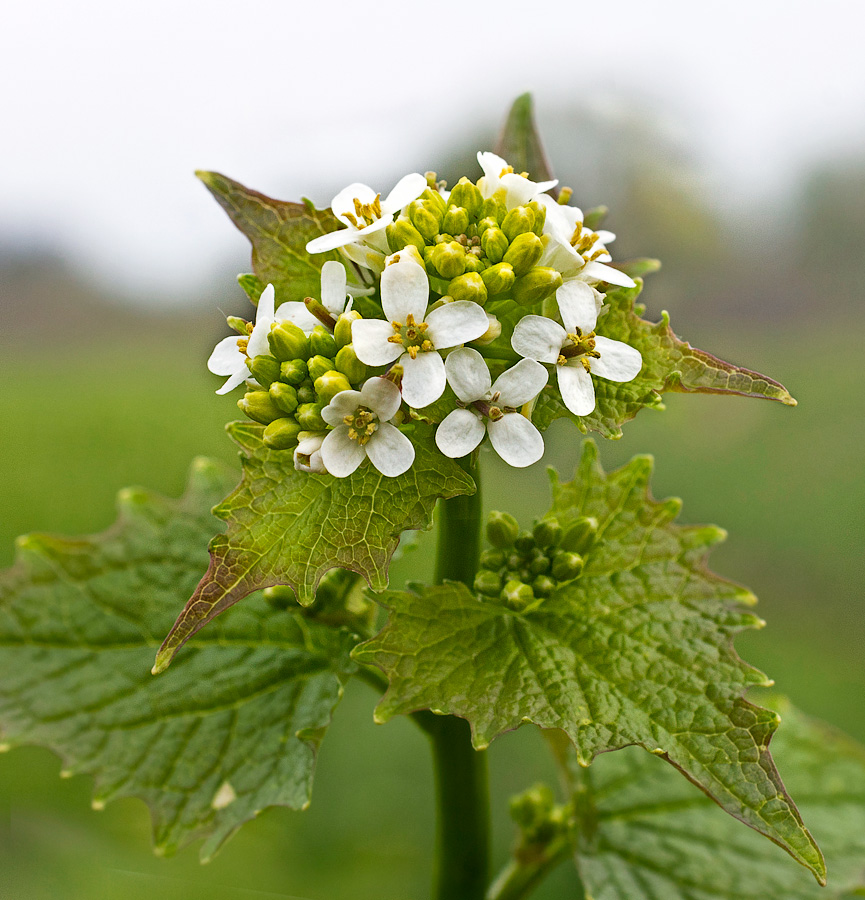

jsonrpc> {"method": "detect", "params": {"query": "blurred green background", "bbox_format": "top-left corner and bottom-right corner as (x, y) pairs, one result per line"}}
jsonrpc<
(1, 117), (863, 899)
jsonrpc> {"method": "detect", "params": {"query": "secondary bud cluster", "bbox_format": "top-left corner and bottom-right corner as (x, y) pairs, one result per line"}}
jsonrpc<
(386, 177), (563, 308)
(474, 511), (598, 610)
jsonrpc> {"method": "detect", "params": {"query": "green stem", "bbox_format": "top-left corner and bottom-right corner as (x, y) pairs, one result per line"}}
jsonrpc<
(429, 456), (490, 899)
(484, 837), (578, 900)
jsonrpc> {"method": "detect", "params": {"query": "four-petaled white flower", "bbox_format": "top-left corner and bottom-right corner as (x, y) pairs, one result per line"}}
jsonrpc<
(351, 260), (489, 409)
(320, 377), (414, 478)
(277, 260), (356, 334)
(435, 348), (548, 468)
(305, 174), (428, 258)
(512, 281), (643, 417)
(207, 283), (278, 395)
(294, 431), (328, 474)
(476, 151), (558, 210)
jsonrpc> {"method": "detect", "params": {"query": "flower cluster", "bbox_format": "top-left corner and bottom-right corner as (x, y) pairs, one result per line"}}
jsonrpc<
(208, 152), (644, 478)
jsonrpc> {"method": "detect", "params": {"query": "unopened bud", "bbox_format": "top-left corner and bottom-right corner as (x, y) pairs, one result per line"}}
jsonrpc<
(532, 518), (562, 549)
(238, 390), (284, 424)
(279, 358), (308, 385)
(409, 200), (443, 241)
(448, 272), (487, 306)
(476, 216), (499, 237)
(503, 232), (544, 276)
(512, 267), (563, 305)
(335, 310), (362, 350)
(532, 575), (556, 597)
(472, 313), (501, 346)
(296, 381), (315, 404)
(269, 381), (299, 415)
(506, 553), (522, 571)
(480, 195), (506, 224)
(480, 262), (516, 296)
(226, 315), (250, 335)
(335, 344), (368, 382)
(529, 554), (551, 576)
(237, 272), (265, 303)
(463, 253), (484, 274)
(487, 510), (520, 548)
(526, 201), (546, 235)
(474, 569), (503, 597)
(501, 579), (535, 611)
(246, 354), (281, 387)
(263, 416), (303, 449)
(583, 205), (608, 230)
(514, 530), (536, 553)
(420, 186), (447, 213)
(501, 206), (536, 242)
(560, 517), (598, 554)
(309, 325), (337, 358)
(480, 227), (509, 264)
(442, 204), (470, 236)
(387, 218), (426, 253)
(314, 370), (352, 404)
(296, 402), (327, 431)
(268, 320), (310, 361)
(479, 548), (506, 569)
(430, 241), (466, 279)
(449, 177), (483, 218)
(307, 354), (335, 383)
(551, 551), (584, 582)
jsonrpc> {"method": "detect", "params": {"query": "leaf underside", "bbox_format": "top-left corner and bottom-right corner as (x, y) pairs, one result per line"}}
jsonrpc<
(154, 424), (475, 673)
(353, 442), (825, 881)
(0, 460), (356, 860)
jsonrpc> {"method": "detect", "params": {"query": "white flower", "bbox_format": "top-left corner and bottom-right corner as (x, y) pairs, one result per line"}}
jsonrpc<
(435, 348), (548, 468)
(320, 377), (414, 478)
(476, 151), (558, 210)
(511, 281), (642, 417)
(305, 173), (428, 256)
(351, 260), (489, 409)
(207, 283), (278, 394)
(536, 195), (636, 289)
(294, 432), (328, 474)
(276, 260), (356, 334)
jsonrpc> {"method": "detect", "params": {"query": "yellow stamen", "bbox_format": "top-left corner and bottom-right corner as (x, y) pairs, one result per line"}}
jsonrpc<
(408, 346), (419, 360)
(388, 334), (404, 344)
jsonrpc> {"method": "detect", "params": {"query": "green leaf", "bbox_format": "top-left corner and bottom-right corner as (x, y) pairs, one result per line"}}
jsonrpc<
(564, 698), (865, 898)
(494, 93), (557, 188)
(534, 280), (797, 439)
(0, 459), (357, 860)
(154, 423), (476, 673)
(197, 170), (342, 305)
(353, 443), (825, 881)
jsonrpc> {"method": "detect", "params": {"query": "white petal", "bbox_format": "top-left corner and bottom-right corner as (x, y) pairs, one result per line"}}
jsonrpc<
(435, 409), (485, 459)
(557, 364), (596, 416)
(215, 366), (250, 396)
(382, 173), (428, 214)
(444, 347), (490, 403)
(320, 260), (348, 315)
(380, 259), (429, 323)
(320, 427), (367, 478)
(488, 414), (545, 468)
(351, 319), (404, 366)
(246, 284), (276, 358)
(511, 316), (566, 364)
(306, 227), (359, 255)
(500, 172), (541, 207)
(366, 423), (415, 477)
(275, 301), (319, 335)
(582, 261), (636, 288)
(595, 230), (616, 244)
(321, 389), (363, 427)
(360, 376), (403, 421)
(208, 335), (244, 375)
(477, 151), (507, 180)
(491, 359), (549, 408)
(592, 337), (643, 382)
(401, 351), (446, 409)
(339, 241), (385, 274)
(557, 281), (601, 333)
(425, 301), (489, 349)
(330, 182), (378, 223)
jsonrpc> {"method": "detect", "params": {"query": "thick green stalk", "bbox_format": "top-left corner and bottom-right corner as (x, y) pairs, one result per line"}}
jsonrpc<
(429, 457), (490, 899)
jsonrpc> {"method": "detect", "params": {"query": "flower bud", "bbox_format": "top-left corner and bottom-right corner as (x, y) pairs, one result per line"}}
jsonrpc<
(430, 241), (466, 279)
(583, 205), (608, 230)
(505, 553), (522, 571)
(501, 206), (536, 242)
(307, 354), (335, 383)
(387, 218), (426, 253)
(532, 575), (556, 597)
(314, 370), (352, 405)
(501, 579), (535, 611)
(296, 381), (315, 404)
(226, 315), (250, 335)
(512, 267), (564, 305)
(335, 310), (362, 350)
(279, 358), (308, 385)
(296, 402), (327, 431)
(551, 551), (584, 582)
(441, 204), (470, 236)
(472, 313), (501, 346)
(238, 390), (284, 424)
(268, 320), (310, 361)
(335, 344), (368, 382)
(474, 569), (503, 598)
(420, 186), (447, 213)
(480, 262), (516, 296)
(479, 548), (506, 569)
(560, 517), (598, 554)
(269, 381), (299, 415)
(263, 416), (303, 449)
(514, 530), (535, 553)
(409, 200), (443, 241)
(487, 510), (520, 548)
(532, 518), (562, 549)
(476, 216), (499, 237)
(481, 195), (506, 224)
(480, 227), (509, 264)
(526, 201), (546, 235)
(503, 232), (544, 276)
(529, 554), (551, 576)
(449, 177), (483, 219)
(447, 272), (487, 306)
(237, 272), (265, 303)
(246, 354), (281, 387)
(309, 325), (337, 358)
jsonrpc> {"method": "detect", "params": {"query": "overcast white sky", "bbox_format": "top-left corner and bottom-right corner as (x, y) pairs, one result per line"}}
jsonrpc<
(2, 0), (864, 300)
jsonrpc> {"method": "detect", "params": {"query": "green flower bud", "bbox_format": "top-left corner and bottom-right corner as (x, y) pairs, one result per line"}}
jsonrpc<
(529, 554), (551, 576)
(334, 344), (368, 382)
(480, 227), (509, 264)
(476, 216), (499, 237)
(506, 553), (522, 571)
(474, 569), (503, 598)
(314, 370), (352, 405)
(487, 511), (520, 548)
(501, 579), (535, 611)
(268, 320), (309, 361)
(551, 551), (584, 582)
(296, 402), (327, 431)
(334, 310), (362, 350)
(526, 201), (546, 235)
(512, 267), (564, 305)
(263, 416), (303, 449)
(532, 575), (556, 598)
(501, 206), (536, 242)
(449, 177), (483, 219)
(510, 784), (556, 831)
(226, 315), (250, 335)
(309, 325), (337, 358)
(480, 262), (516, 296)
(519, 567), (533, 583)
(532, 519), (562, 549)
(447, 272), (488, 306)
(246, 354), (281, 388)
(441, 204), (470, 236)
(280, 358), (308, 385)
(583, 205), (608, 230)
(409, 200), (443, 241)
(237, 272), (265, 303)
(307, 354), (335, 383)
(430, 241), (466, 279)
(463, 253), (485, 274)
(503, 232), (544, 276)
(387, 218), (426, 253)
(238, 390), (284, 424)
(480, 196), (506, 224)
(514, 530), (535, 553)
(268, 381), (299, 415)
(479, 548), (506, 569)
(560, 517), (598, 554)
(296, 381), (315, 404)
(420, 186), (447, 213)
